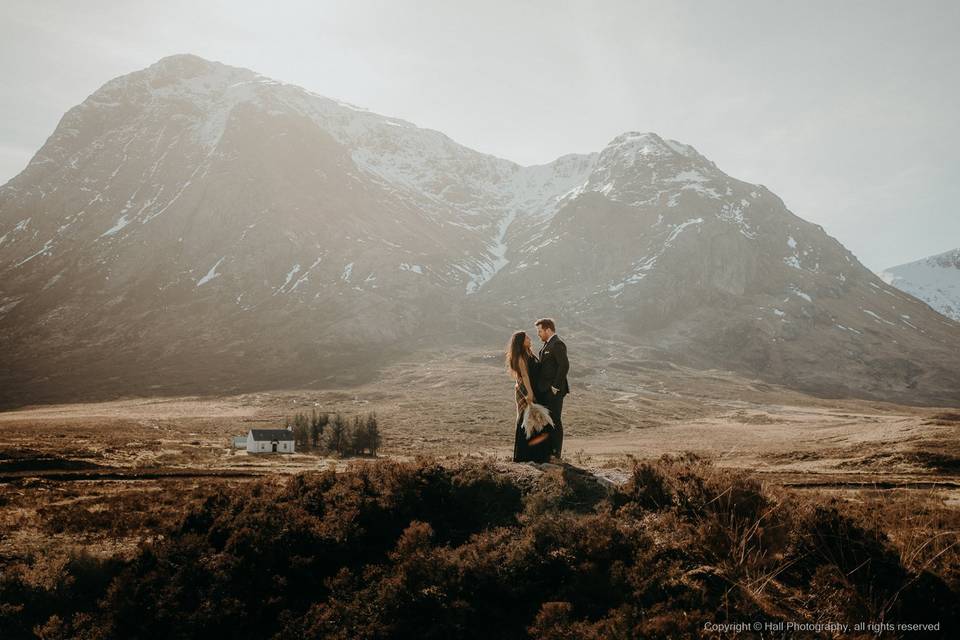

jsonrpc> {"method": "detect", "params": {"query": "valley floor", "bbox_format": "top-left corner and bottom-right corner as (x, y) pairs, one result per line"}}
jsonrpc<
(1, 348), (957, 577)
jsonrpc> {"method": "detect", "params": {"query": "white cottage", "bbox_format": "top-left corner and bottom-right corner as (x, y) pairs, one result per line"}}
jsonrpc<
(246, 428), (295, 454)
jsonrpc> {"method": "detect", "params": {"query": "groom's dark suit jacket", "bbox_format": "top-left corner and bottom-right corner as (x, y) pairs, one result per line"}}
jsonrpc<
(537, 335), (570, 397)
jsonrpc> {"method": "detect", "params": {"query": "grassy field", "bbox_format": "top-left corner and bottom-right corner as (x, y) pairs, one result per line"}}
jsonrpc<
(1, 350), (957, 637)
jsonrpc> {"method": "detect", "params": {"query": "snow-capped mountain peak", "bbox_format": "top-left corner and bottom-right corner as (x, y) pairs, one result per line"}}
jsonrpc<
(880, 248), (960, 321)
(1, 54), (958, 408)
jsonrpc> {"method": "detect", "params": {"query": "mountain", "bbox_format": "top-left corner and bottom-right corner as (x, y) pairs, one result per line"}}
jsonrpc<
(879, 249), (960, 322)
(1, 54), (958, 408)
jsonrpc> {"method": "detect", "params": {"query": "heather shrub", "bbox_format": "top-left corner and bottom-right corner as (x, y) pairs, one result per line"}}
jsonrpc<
(610, 455), (958, 629)
(0, 550), (122, 640)
(1, 458), (955, 639)
(613, 455), (793, 586)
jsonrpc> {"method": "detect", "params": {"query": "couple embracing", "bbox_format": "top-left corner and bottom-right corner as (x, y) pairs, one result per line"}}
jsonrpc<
(505, 318), (570, 464)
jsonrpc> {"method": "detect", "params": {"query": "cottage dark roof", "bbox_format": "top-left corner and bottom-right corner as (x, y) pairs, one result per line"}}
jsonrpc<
(249, 429), (295, 441)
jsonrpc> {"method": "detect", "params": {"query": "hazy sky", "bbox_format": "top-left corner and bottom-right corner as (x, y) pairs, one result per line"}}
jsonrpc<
(2, 0), (958, 271)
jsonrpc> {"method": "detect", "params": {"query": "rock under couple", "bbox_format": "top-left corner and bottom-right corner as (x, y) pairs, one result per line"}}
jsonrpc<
(505, 318), (570, 464)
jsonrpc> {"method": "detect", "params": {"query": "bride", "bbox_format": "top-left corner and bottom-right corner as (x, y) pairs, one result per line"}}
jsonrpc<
(505, 330), (553, 463)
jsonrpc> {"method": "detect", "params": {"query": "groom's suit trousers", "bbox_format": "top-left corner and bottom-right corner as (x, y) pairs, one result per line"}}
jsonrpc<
(545, 392), (564, 457)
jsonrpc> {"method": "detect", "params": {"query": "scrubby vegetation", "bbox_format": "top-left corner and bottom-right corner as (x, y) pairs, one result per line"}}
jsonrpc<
(1, 456), (956, 639)
(288, 411), (382, 456)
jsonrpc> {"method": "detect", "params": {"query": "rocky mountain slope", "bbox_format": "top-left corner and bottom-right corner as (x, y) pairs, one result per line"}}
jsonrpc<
(1, 54), (958, 408)
(880, 248), (960, 321)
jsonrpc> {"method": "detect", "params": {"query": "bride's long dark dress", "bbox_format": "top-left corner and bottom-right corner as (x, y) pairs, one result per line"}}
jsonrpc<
(513, 354), (552, 463)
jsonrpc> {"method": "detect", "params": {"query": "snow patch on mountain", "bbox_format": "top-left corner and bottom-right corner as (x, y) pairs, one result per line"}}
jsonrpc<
(197, 256), (225, 286)
(400, 263), (424, 275)
(15, 239), (54, 267)
(666, 218), (703, 245)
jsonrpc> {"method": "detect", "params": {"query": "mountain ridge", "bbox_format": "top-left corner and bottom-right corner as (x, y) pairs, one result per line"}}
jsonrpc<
(1, 53), (957, 408)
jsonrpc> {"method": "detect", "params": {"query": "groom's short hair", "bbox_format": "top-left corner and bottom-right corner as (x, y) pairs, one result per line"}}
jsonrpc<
(535, 318), (556, 332)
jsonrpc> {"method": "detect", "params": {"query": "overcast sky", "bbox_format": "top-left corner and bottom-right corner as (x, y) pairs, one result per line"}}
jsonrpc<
(2, 0), (957, 271)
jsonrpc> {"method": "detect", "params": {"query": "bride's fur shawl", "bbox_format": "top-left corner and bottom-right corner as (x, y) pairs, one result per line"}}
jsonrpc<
(522, 402), (554, 440)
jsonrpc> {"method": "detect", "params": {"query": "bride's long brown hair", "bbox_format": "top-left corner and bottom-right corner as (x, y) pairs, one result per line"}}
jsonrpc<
(505, 330), (532, 380)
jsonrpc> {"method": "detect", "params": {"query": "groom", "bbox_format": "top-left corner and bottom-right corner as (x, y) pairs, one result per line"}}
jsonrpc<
(535, 318), (570, 460)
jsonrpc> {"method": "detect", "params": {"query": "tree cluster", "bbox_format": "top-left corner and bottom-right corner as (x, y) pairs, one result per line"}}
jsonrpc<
(287, 410), (381, 457)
